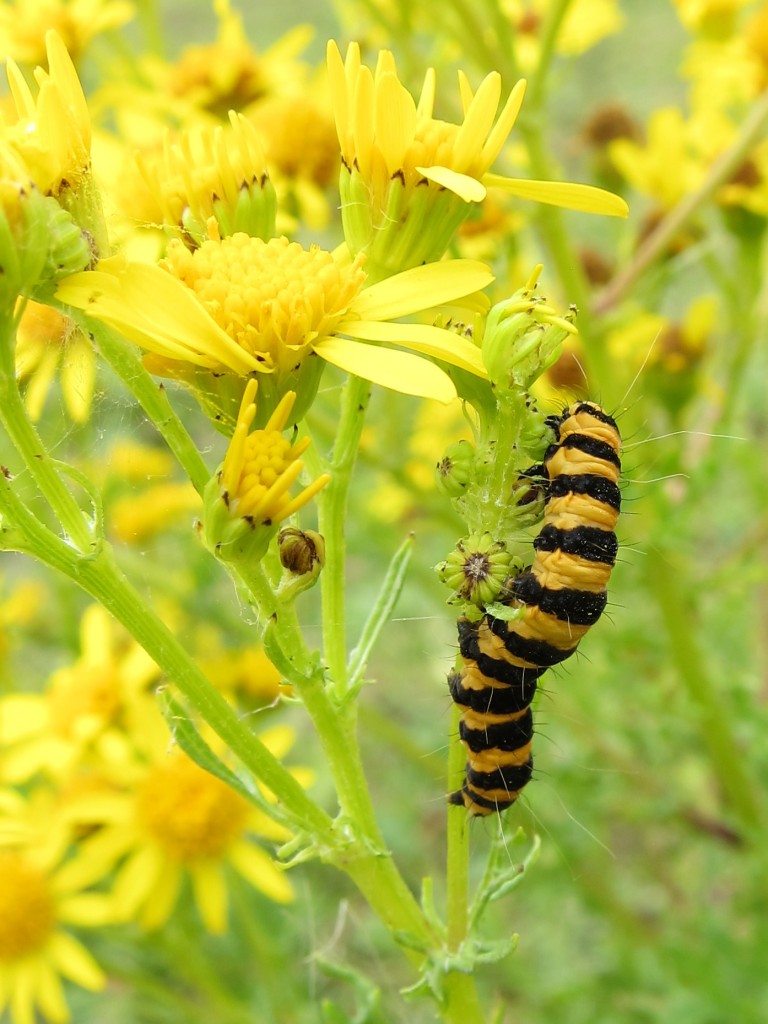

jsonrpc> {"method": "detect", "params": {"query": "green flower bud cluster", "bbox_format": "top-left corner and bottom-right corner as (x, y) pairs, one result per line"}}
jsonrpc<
(436, 532), (515, 607)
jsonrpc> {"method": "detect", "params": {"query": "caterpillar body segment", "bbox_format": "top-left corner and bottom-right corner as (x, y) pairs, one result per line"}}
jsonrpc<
(450, 402), (622, 816)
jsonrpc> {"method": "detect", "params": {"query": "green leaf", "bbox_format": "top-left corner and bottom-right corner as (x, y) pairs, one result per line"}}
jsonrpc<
(347, 535), (413, 689)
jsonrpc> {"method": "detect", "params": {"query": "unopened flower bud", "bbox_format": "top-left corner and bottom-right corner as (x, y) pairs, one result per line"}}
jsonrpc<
(482, 266), (578, 392)
(436, 440), (476, 497)
(279, 527), (325, 578)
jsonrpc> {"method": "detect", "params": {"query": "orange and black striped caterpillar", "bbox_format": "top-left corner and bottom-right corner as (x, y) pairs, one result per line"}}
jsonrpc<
(449, 402), (622, 816)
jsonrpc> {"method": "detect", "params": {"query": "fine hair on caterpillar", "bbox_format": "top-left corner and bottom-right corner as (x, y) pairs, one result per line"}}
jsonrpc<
(449, 402), (622, 816)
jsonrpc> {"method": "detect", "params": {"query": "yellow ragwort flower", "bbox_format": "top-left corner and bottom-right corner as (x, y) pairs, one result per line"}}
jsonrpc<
(0, 796), (113, 1024)
(202, 379), (330, 563)
(63, 726), (303, 933)
(219, 379), (330, 524)
(134, 111), (276, 243)
(56, 235), (492, 407)
(327, 41), (627, 272)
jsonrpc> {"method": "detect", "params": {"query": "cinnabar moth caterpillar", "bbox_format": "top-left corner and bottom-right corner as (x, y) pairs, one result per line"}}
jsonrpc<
(450, 402), (622, 816)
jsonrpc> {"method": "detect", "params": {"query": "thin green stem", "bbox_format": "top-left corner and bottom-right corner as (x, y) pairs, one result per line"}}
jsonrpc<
(220, 557), (438, 958)
(0, 317), (93, 551)
(594, 89), (768, 315)
(446, 700), (471, 952)
(316, 375), (371, 691)
(526, 0), (574, 110)
(73, 316), (212, 496)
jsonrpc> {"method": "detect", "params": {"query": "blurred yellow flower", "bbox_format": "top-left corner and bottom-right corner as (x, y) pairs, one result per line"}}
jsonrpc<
(609, 107), (706, 210)
(0, 794), (114, 1024)
(109, 482), (202, 543)
(0, 0), (134, 66)
(65, 726), (303, 933)
(166, 0), (311, 117)
(0, 605), (162, 784)
(15, 299), (96, 422)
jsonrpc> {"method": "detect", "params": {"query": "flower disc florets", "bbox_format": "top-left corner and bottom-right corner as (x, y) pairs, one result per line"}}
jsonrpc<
(163, 234), (367, 376)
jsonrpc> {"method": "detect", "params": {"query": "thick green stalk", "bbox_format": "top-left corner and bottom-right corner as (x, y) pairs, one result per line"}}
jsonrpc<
(223, 560), (438, 957)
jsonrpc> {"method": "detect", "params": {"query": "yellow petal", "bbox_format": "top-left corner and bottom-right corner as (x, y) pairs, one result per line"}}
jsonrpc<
(314, 337), (457, 403)
(34, 961), (70, 1022)
(57, 262), (262, 375)
(416, 165), (487, 202)
(190, 860), (228, 934)
(485, 173), (629, 217)
(339, 320), (486, 377)
(229, 840), (294, 903)
(58, 894), (116, 927)
(139, 857), (180, 930)
(482, 79), (527, 167)
(352, 259), (494, 320)
(49, 932), (106, 991)
(375, 70), (417, 175)
(453, 72), (501, 169)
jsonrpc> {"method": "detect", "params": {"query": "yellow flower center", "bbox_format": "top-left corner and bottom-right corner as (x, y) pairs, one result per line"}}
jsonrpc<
(48, 665), (122, 737)
(408, 119), (463, 179)
(0, 853), (56, 960)
(137, 753), (250, 862)
(162, 235), (367, 373)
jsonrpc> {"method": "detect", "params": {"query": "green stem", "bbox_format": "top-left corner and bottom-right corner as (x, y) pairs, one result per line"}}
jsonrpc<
(221, 559), (438, 958)
(316, 375), (371, 691)
(75, 317), (212, 496)
(526, 0), (574, 110)
(446, 700), (471, 951)
(0, 315), (93, 551)
(594, 89), (768, 315)
(441, 973), (487, 1024)
(645, 543), (763, 833)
